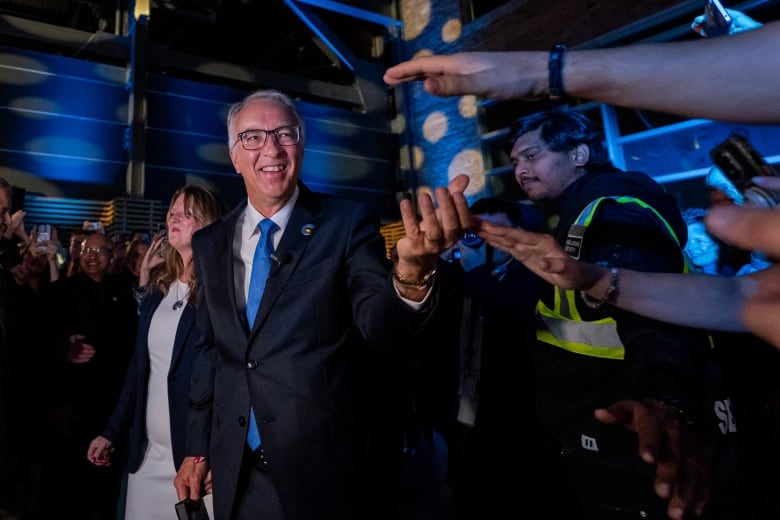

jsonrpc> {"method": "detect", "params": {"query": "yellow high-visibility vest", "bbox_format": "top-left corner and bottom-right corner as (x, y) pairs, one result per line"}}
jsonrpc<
(536, 196), (687, 360)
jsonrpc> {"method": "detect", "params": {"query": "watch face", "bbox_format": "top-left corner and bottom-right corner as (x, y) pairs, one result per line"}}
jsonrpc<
(460, 231), (484, 249)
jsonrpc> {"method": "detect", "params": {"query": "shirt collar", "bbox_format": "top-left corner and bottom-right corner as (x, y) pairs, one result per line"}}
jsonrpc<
(243, 185), (299, 239)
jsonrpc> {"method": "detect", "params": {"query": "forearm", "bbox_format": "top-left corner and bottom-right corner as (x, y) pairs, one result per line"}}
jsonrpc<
(585, 266), (755, 332)
(586, 268), (750, 332)
(564, 22), (780, 123)
(49, 257), (60, 282)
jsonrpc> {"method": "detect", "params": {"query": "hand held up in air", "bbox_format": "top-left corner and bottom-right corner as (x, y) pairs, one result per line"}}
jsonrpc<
(394, 174), (473, 297)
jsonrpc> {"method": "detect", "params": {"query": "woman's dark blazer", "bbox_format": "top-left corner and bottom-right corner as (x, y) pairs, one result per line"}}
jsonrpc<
(101, 288), (203, 472)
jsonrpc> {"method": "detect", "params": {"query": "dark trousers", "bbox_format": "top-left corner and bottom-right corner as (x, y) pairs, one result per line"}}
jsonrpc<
(232, 448), (285, 520)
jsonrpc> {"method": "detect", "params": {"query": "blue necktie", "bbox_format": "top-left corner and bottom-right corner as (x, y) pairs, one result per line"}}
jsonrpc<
(245, 218), (278, 451)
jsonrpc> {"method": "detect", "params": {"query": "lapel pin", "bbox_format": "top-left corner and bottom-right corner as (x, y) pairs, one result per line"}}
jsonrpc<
(301, 224), (315, 236)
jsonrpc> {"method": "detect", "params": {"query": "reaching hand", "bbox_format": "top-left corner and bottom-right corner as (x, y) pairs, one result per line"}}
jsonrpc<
(691, 8), (762, 37)
(704, 176), (780, 258)
(477, 220), (606, 290)
(595, 400), (710, 520)
(384, 51), (548, 100)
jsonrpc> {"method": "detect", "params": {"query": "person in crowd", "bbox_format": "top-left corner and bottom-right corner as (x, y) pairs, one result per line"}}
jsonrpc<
(682, 208), (726, 275)
(703, 167), (752, 274)
(41, 231), (139, 519)
(107, 232), (128, 275)
(86, 185), (225, 519)
(488, 107), (737, 520)
(173, 89), (471, 520)
(475, 175), (780, 347)
(123, 234), (151, 287)
(65, 229), (86, 277)
(1, 228), (61, 517)
(0, 176), (26, 518)
(384, 13), (780, 518)
(435, 197), (577, 518)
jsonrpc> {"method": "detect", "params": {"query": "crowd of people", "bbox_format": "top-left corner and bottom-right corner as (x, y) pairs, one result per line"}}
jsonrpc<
(0, 5), (779, 520)
(384, 8), (780, 520)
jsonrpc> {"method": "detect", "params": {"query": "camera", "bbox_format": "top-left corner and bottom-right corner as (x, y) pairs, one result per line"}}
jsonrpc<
(710, 135), (779, 208)
(460, 231), (484, 249)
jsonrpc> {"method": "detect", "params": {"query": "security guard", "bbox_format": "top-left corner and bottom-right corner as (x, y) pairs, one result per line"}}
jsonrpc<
(507, 108), (738, 520)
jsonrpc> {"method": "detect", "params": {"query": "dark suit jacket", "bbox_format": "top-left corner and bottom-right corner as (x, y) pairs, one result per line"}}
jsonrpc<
(101, 289), (203, 472)
(188, 183), (433, 520)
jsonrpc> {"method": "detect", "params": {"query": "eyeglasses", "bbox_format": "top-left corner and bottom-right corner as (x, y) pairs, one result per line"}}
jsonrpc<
(235, 125), (301, 150)
(81, 246), (110, 256)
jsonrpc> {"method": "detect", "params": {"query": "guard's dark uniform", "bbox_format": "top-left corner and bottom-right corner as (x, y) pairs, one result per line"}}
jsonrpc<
(534, 167), (738, 520)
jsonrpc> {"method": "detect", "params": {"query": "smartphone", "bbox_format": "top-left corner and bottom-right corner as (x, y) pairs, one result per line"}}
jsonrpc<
(36, 224), (51, 243)
(175, 498), (209, 520)
(703, 0), (732, 37)
(83, 220), (104, 232)
(710, 134), (779, 207)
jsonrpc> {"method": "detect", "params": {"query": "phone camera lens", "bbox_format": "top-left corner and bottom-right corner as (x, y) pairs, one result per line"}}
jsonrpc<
(460, 231), (484, 249)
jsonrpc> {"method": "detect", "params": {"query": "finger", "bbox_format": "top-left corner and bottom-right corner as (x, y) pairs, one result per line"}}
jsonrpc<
(665, 457), (709, 520)
(448, 173), (470, 194)
(666, 454), (706, 510)
(652, 456), (678, 500)
(706, 206), (780, 257)
(752, 175), (780, 192)
(174, 478), (188, 501)
(417, 192), (442, 242)
(431, 186), (461, 245)
(399, 198), (421, 239)
(593, 407), (623, 425)
(189, 476), (202, 500)
(384, 56), (444, 84)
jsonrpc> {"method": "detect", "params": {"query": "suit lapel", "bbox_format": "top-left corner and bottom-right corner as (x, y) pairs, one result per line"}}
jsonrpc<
(200, 203), (247, 334)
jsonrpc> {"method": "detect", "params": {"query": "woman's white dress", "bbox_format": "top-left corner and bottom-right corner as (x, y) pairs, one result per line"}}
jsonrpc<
(124, 282), (214, 519)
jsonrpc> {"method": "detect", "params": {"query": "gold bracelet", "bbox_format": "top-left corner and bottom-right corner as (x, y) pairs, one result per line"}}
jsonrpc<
(580, 267), (619, 310)
(392, 267), (437, 289)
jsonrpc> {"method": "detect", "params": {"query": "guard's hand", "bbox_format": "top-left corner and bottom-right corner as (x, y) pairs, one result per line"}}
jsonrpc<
(595, 400), (710, 520)
(478, 220), (606, 290)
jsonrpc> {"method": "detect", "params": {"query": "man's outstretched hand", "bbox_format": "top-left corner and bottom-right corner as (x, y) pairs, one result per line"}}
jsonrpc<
(595, 400), (710, 520)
